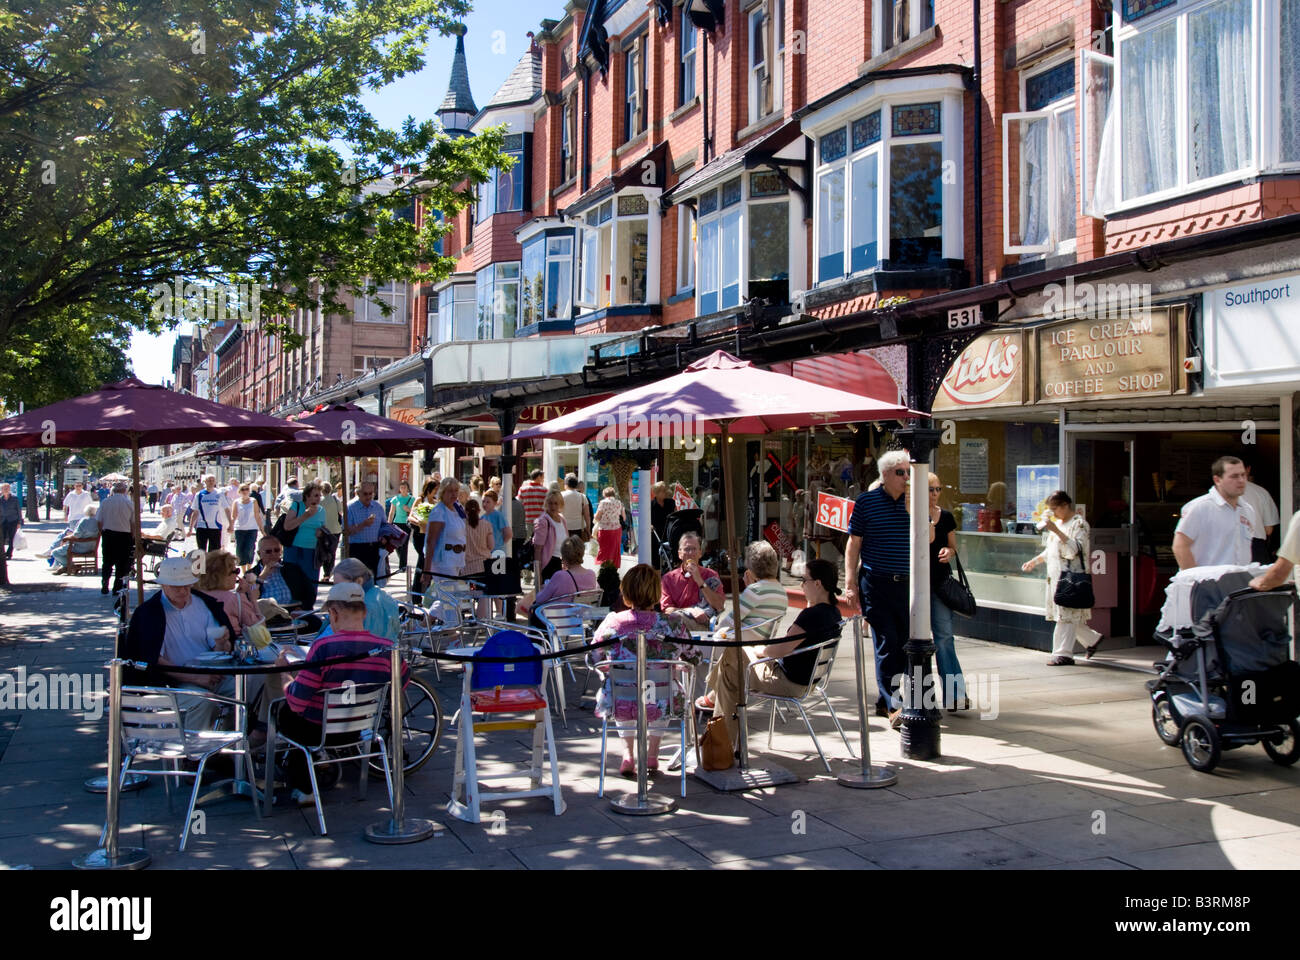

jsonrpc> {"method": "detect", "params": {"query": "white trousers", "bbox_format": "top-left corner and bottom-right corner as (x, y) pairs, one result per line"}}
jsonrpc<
(1051, 619), (1101, 658)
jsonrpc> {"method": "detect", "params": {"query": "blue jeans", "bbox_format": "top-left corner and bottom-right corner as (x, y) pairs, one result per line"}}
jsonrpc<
(859, 572), (910, 710)
(930, 594), (967, 708)
(284, 544), (318, 607)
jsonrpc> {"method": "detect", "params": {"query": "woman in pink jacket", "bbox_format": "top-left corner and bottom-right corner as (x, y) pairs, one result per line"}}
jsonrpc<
(532, 489), (568, 586)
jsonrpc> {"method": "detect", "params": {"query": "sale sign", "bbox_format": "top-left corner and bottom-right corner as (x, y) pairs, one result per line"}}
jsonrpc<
(763, 521), (794, 560)
(672, 482), (698, 511)
(815, 491), (855, 533)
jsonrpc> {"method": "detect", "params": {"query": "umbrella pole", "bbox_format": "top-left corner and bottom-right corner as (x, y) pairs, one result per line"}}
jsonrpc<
(131, 433), (143, 607)
(721, 422), (748, 769)
(341, 456), (350, 557)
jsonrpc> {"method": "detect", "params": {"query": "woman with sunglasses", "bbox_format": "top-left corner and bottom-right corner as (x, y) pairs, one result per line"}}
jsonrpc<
(927, 474), (970, 711)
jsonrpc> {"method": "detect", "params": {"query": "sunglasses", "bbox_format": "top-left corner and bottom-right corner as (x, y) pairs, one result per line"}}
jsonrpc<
(892, 469), (909, 477)
(261, 548), (282, 555)
(929, 487), (942, 492)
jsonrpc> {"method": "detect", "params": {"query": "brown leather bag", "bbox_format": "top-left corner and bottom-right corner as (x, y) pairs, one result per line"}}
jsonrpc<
(698, 715), (735, 771)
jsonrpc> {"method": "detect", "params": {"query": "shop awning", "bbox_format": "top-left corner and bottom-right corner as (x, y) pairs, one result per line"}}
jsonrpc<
(770, 351), (903, 407)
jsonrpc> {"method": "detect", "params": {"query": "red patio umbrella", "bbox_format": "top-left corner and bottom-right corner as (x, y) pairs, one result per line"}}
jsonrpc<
(209, 404), (471, 551)
(0, 377), (299, 599)
(505, 351), (919, 774)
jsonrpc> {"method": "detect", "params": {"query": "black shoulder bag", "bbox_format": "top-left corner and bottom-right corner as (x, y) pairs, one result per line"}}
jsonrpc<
(935, 552), (978, 618)
(1053, 536), (1095, 609)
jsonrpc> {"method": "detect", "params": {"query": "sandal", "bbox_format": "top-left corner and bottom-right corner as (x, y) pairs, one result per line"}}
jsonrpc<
(619, 757), (635, 777)
(1084, 640), (1102, 660)
(694, 694), (715, 711)
(1046, 655), (1075, 666)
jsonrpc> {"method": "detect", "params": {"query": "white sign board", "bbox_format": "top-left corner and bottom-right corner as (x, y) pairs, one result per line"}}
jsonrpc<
(1203, 275), (1300, 389)
(959, 438), (989, 494)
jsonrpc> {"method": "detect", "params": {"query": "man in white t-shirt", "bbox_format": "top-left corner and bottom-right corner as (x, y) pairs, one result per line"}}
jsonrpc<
(561, 473), (591, 539)
(1173, 456), (1257, 569)
(62, 481), (93, 522)
(186, 474), (232, 553)
(1240, 463), (1280, 562)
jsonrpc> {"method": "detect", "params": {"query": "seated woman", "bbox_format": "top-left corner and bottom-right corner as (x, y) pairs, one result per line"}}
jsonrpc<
(591, 564), (700, 777)
(272, 581), (407, 805)
(521, 535), (598, 628)
(695, 541), (790, 746)
(197, 549), (273, 733)
(48, 505), (99, 573)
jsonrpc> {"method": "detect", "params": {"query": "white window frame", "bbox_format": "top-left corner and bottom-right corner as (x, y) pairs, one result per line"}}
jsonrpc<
(677, 203), (696, 293)
(353, 278), (407, 324)
(695, 175), (791, 314)
(576, 192), (656, 311)
(1003, 54), (1078, 256)
(680, 9), (698, 106)
(748, 0), (785, 125)
(1103, 0), (1261, 212)
(812, 94), (961, 287)
(873, 0), (935, 57)
(521, 233), (575, 325)
(625, 35), (647, 142)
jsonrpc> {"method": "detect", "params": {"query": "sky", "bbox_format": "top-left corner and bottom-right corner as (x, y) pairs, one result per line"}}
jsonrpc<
(127, 0), (535, 385)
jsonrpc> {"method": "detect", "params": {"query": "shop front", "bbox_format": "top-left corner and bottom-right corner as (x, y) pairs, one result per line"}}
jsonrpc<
(929, 303), (1285, 649)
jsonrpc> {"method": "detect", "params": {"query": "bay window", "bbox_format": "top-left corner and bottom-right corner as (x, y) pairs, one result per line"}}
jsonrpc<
(815, 98), (953, 284)
(677, 203), (696, 293)
(475, 262), (519, 340)
(697, 173), (791, 314)
(1003, 58), (1077, 255)
(576, 194), (654, 310)
(1085, 0), (1284, 212)
(353, 278), (407, 324)
(435, 282), (476, 342)
(521, 234), (574, 326)
(475, 133), (526, 222)
(749, 0), (785, 124)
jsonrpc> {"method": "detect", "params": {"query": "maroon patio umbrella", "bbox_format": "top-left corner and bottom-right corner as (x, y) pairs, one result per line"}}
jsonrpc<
(210, 404), (471, 551)
(0, 377), (299, 598)
(506, 351), (919, 775)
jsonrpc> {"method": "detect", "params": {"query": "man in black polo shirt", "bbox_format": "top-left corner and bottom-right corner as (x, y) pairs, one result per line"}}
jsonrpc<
(844, 449), (912, 729)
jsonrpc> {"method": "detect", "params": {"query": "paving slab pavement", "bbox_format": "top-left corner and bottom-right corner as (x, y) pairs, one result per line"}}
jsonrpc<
(3, 516), (1300, 870)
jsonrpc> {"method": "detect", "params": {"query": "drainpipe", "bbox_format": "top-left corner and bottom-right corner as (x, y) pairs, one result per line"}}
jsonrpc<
(971, 0), (984, 286)
(701, 30), (712, 162)
(582, 70), (592, 193)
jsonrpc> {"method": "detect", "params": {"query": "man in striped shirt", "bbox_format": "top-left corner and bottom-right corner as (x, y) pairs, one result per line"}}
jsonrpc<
(272, 581), (406, 805)
(844, 449), (913, 726)
(517, 468), (549, 527)
(698, 540), (789, 748)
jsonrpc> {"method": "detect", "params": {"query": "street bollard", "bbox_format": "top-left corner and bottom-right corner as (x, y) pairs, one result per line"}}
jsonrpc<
(366, 642), (440, 843)
(74, 659), (151, 869)
(610, 631), (675, 815)
(837, 615), (898, 788)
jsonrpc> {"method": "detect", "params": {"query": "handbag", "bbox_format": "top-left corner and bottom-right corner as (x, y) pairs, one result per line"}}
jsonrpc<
(935, 552), (978, 618)
(270, 511), (292, 549)
(1053, 547), (1095, 609)
(698, 715), (734, 771)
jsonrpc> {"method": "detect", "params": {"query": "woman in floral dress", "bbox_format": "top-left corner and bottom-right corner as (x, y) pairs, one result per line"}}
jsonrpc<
(591, 564), (700, 776)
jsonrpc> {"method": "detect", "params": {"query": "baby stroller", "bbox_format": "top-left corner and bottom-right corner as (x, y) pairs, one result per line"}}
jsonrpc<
(658, 507), (704, 573)
(1148, 566), (1300, 772)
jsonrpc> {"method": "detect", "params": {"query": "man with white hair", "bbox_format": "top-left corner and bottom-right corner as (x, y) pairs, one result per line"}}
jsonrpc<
(0, 483), (21, 560)
(96, 480), (136, 595)
(330, 557), (400, 641)
(844, 449), (913, 728)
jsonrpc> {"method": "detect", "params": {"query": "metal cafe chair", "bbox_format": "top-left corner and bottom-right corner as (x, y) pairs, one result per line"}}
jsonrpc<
(744, 634), (854, 773)
(118, 686), (259, 851)
(264, 683), (393, 836)
(593, 658), (697, 798)
(536, 602), (604, 721)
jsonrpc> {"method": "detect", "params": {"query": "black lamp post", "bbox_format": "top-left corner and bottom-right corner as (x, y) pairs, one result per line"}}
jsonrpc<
(895, 425), (944, 761)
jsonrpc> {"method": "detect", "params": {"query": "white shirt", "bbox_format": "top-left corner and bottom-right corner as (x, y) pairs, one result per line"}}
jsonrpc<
(96, 494), (135, 533)
(1174, 487), (1257, 567)
(63, 489), (93, 517)
(160, 592), (219, 666)
(1241, 481), (1279, 538)
(192, 489), (231, 529)
(561, 489), (588, 530)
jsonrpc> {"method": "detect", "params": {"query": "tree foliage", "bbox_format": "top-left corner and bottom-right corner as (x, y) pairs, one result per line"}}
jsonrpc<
(0, 0), (503, 400)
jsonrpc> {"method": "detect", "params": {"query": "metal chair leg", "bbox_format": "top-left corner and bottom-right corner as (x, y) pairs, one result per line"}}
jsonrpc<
(821, 690), (856, 758)
(795, 702), (831, 774)
(768, 700), (778, 748)
(304, 746), (326, 835)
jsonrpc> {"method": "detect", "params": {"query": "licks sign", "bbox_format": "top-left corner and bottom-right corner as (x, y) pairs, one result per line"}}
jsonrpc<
(932, 332), (1025, 411)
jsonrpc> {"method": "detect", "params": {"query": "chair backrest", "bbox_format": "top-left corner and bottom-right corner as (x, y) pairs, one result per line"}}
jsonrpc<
(801, 635), (844, 693)
(570, 588), (604, 606)
(600, 659), (692, 725)
(738, 614), (784, 645)
(537, 603), (594, 640)
(120, 687), (188, 751)
(320, 682), (389, 745)
(471, 630), (544, 689)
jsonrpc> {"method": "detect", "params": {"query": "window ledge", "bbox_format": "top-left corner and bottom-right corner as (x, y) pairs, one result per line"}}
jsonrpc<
(616, 131), (649, 158)
(860, 24), (940, 74)
(667, 288), (695, 305)
(551, 176), (579, 198)
(737, 111), (785, 144)
(668, 97), (700, 124)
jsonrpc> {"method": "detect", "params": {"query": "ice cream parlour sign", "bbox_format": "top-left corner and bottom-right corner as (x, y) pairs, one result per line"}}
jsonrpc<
(1036, 306), (1184, 403)
(932, 331), (1026, 412)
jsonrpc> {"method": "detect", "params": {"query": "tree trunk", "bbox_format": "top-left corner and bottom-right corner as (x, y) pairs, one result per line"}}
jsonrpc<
(25, 457), (39, 522)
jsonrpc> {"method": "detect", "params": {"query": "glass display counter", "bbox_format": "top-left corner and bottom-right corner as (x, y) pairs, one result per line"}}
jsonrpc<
(954, 530), (1048, 613)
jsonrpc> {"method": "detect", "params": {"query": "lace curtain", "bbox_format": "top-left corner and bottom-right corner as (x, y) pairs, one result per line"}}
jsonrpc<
(1189, 0), (1252, 180)
(1283, 0), (1300, 162)
(1122, 21), (1177, 199)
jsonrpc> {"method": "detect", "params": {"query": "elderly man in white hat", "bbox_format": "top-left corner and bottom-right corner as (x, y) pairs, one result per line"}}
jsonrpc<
(122, 556), (248, 730)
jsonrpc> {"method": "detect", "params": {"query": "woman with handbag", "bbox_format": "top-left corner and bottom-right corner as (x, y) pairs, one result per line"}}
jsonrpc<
(928, 473), (971, 711)
(1021, 490), (1102, 666)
